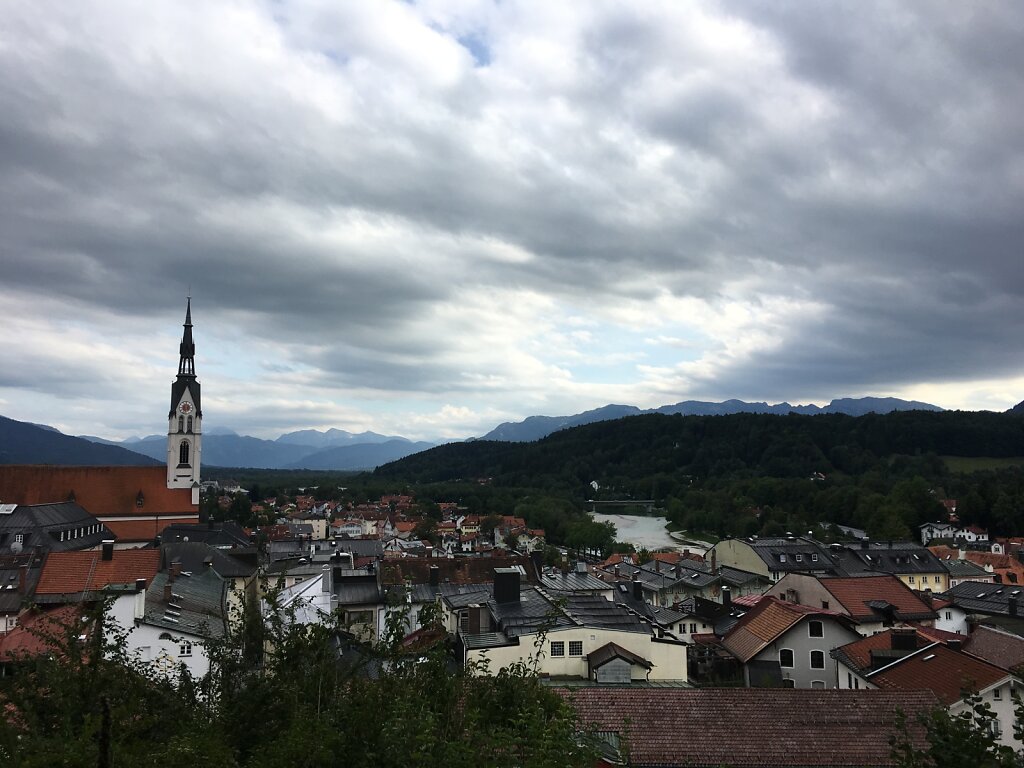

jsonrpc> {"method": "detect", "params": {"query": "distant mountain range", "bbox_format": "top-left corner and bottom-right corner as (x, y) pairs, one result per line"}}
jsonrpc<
(0, 396), (991, 470)
(0, 415), (160, 467)
(477, 397), (946, 442)
(87, 429), (435, 471)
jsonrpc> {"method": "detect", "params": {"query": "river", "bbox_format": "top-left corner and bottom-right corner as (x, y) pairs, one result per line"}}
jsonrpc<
(591, 513), (712, 554)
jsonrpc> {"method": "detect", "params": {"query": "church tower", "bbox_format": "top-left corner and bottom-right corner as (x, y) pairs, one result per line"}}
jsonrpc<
(167, 298), (202, 497)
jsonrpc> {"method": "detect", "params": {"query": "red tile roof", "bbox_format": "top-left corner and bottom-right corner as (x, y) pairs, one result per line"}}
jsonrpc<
(723, 597), (852, 663)
(964, 624), (1024, 672)
(821, 575), (937, 621)
(0, 466), (196, 517)
(563, 688), (939, 767)
(35, 550), (160, 596)
(0, 605), (86, 661)
(869, 643), (1009, 705)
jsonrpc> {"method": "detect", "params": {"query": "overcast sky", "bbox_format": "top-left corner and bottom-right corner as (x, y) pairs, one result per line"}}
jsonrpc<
(3, 1), (1024, 442)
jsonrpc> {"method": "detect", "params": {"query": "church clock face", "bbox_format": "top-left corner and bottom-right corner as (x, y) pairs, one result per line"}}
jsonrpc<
(178, 402), (193, 415)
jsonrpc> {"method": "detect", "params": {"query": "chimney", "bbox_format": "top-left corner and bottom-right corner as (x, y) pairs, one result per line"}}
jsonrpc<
(655, 560), (661, 573)
(170, 560), (182, 580)
(135, 578), (146, 592)
(467, 604), (483, 634)
(861, 540), (869, 549)
(710, 549), (717, 572)
(321, 565), (332, 594)
(632, 578), (643, 601)
(891, 628), (917, 651)
(493, 568), (520, 604)
(163, 582), (172, 601)
(947, 639), (963, 652)
(722, 585), (732, 608)
(1009, 597), (1018, 617)
(101, 540), (115, 561)
(614, 565), (620, 578)
(429, 565), (440, 587)
(18, 565), (28, 593)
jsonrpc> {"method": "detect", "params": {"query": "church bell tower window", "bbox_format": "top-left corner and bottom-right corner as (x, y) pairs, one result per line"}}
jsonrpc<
(179, 440), (190, 467)
(187, 416), (193, 433)
(178, 416), (184, 433)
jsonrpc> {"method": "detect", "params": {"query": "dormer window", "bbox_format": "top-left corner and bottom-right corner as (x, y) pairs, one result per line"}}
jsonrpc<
(795, 554), (803, 563)
(779, 554), (787, 563)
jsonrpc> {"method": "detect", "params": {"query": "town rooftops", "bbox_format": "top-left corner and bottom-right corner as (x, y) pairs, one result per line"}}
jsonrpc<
(832, 627), (957, 675)
(943, 580), (1024, 618)
(564, 688), (939, 767)
(0, 502), (113, 554)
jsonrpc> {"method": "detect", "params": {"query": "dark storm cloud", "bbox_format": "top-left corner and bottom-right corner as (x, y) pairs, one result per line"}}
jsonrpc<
(2, 0), (1024, 437)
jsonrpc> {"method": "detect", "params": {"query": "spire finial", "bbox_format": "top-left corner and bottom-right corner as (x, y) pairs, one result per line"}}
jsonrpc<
(178, 298), (196, 377)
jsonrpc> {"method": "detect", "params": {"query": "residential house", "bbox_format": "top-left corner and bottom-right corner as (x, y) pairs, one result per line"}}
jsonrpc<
(919, 521), (957, 545)
(832, 541), (948, 592)
(459, 568), (687, 683)
(765, 573), (937, 635)
(834, 633), (1020, 749)
(711, 536), (839, 582)
(721, 596), (859, 688)
(941, 557), (995, 587)
(33, 542), (160, 606)
(941, 581), (1024, 635)
(565, 688), (940, 768)
(109, 565), (229, 680)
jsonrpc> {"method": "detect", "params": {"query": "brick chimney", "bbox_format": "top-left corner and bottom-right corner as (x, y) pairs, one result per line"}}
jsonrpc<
(101, 540), (115, 561)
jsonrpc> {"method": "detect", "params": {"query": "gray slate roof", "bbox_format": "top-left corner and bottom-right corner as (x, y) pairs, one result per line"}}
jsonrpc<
(144, 568), (227, 638)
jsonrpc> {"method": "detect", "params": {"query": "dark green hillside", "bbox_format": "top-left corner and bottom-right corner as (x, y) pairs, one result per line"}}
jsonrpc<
(376, 410), (1024, 543)
(377, 410), (1024, 488)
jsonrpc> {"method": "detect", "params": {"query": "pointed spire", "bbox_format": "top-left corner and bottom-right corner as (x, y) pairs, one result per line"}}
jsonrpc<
(177, 298), (196, 378)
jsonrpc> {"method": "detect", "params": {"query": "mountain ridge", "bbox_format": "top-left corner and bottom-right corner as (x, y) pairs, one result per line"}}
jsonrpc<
(478, 396), (946, 442)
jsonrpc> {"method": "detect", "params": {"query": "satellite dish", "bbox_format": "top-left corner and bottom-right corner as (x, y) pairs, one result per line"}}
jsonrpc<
(10, 540), (23, 554)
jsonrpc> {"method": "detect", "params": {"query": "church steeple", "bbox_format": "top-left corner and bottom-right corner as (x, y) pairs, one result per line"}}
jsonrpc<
(168, 298), (202, 497)
(178, 297), (196, 377)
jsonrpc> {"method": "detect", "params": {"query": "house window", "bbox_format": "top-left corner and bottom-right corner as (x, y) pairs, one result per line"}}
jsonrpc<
(179, 640), (192, 657)
(810, 650), (825, 669)
(459, 611), (469, 633)
(811, 681), (826, 689)
(994, 687), (1002, 700)
(14, 534), (23, 544)
(568, 641), (583, 657)
(821, 601), (829, 610)
(782, 679), (795, 688)
(854, 677), (859, 689)
(848, 673), (853, 688)
(808, 620), (824, 638)
(908, 576), (915, 584)
(945, 611), (952, 620)
(689, 623), (697, 633)
(550, 641), (565, 657)
(990, 719), (1002, 738)
(779, 649), (794, 668)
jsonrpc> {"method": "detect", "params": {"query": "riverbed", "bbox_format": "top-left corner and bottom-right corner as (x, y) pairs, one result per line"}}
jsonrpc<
(591, 513), (711, 554)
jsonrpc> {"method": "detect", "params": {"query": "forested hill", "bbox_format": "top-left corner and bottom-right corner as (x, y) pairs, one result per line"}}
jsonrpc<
(375, 410), (1024, 487)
